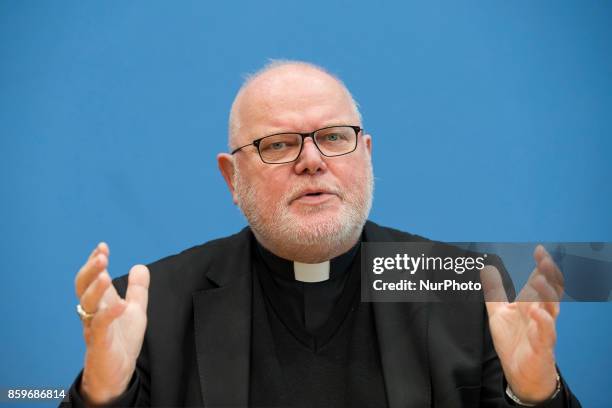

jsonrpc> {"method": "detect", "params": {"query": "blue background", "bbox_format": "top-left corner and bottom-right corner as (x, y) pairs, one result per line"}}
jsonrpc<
(1, 1), (610, 406)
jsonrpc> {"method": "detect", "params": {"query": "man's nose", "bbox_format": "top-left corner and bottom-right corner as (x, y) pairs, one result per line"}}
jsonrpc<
(293, 138), (328, 175)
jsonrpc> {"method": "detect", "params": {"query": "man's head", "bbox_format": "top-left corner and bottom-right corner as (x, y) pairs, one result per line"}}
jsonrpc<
(218, 61), (374, 263)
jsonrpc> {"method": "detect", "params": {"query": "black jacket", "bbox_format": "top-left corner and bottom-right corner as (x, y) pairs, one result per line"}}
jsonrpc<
(64, 221), (581, 407)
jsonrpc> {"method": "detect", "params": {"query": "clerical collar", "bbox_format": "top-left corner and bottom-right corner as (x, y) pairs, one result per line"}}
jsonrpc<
(254, 239), (360, 283)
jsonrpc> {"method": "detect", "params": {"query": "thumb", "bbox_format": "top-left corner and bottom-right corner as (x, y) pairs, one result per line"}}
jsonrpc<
(480, 264), (509, 316)
(126, 264), (150, 312)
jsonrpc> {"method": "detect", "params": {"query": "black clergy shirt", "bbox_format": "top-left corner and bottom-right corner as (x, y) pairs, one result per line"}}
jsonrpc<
(249, 236), (389, 407)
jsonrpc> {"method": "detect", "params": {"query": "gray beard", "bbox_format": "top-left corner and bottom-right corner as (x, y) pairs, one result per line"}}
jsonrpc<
(234, 164), (374, 263)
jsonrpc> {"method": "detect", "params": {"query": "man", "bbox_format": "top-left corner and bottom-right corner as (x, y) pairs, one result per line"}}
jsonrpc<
(65, 61), (581, 407)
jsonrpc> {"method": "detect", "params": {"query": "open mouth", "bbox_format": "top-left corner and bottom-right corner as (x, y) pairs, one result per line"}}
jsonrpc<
(291, 190), (337, 205)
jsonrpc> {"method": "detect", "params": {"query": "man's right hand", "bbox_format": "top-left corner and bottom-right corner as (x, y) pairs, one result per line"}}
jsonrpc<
(74, 243), (150, 405)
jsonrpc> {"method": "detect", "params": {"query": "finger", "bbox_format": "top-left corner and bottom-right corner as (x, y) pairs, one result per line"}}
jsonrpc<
(516, 275), (559, 323)
(529, 276), (561, 318)
(86, 242), (110, 263)
(480, 265), (509, 316)
(529, 274), (561, 317)
(530, 274), (561, 301)
(533, 244), (548, 264)
(126, 265), (150, 312)
(79, 271), (112, 314)
(88, 299), (127, 345)
(533, 245), (564, 295)
(78, 243), (110, 297)
(541, 301), (560, 319)
(517, 279), (560, 330)
(513, 266), (543, 324)
(517, 267), (542, 302)
(527, 303), (557, 351)
(75, 252), (108, 298)
(537, 255), (565, 298)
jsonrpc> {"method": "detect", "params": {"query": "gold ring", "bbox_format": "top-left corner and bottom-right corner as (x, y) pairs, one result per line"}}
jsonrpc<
(76, 304), (95, 321)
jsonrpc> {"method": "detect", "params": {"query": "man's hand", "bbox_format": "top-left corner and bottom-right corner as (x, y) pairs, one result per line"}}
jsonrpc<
(74, 243), (150, 405)
(481, 245), (563, 404)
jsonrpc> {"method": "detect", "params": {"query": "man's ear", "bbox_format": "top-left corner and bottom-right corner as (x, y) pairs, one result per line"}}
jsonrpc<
(217, 153), (239, 205)
(363, 133), (372, 155)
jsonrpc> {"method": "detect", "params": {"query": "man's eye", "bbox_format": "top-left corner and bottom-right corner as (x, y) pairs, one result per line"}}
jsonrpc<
(326, 134), (340, 142)
(270, 142), (286, 150)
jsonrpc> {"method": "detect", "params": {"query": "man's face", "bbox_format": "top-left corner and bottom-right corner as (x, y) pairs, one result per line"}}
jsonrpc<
(221, 67), (373, 262)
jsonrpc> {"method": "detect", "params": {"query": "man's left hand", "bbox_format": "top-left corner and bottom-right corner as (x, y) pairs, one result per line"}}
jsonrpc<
(481, 245), (564, 404)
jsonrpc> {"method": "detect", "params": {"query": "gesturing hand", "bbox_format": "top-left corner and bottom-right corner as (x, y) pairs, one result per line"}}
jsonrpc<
(481, 245), (563, 404)
(74, 243), (150, 405)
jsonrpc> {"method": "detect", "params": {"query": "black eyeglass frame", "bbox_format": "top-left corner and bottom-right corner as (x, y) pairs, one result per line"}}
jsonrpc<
(230, 125), (363, 164)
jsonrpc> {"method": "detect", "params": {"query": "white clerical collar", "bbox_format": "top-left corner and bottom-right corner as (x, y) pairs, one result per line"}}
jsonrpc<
(293, 261), (330, 283)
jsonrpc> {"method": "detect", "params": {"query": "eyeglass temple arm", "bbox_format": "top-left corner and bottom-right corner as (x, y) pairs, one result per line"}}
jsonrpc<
(230, 140), (259, 155)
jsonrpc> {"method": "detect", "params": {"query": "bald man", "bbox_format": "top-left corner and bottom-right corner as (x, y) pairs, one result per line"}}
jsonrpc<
(65, 61), (581, 407)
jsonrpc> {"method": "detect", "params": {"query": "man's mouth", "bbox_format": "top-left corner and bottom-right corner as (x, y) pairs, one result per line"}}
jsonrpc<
(292, 189), (338, 205)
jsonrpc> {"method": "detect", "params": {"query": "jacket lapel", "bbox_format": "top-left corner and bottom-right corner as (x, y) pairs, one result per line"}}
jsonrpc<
(373, 302), (431, 408)
(192, 228), (253, 407)
(365, 221), (432, 408)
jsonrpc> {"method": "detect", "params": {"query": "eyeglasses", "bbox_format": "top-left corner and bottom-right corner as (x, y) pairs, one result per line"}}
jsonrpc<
(230, 125), (362, 164)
